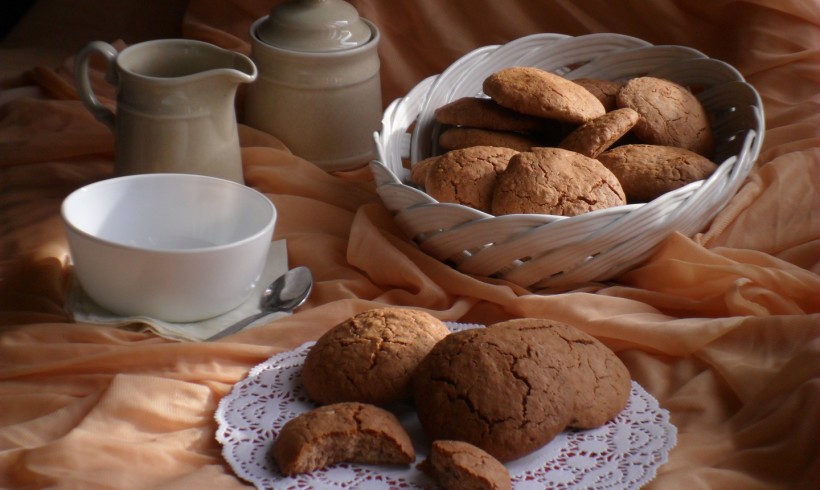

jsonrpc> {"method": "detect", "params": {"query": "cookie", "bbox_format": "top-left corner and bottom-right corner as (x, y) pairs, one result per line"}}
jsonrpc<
(301, 307), (450, 405)
(410, 155), (440, 186)
(434, 96), (549, 133)
(597, 144), (719, 202)
(418, 440), (511, 490)
(616, 76), (715, 156)
(558, 107), (640, 158)
(489, 318), (631, 429)
(425, 146), (518, 212)
(573, 78), (623, 112)
(491, 147), (626, 216)
(272, 402), (415, 476)
(413, 326), (575, 462)
(438, 127), (539, 152)
(483, 67), (606, 124)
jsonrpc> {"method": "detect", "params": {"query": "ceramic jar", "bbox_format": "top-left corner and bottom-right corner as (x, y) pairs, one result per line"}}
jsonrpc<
(244, 0), (382, 172)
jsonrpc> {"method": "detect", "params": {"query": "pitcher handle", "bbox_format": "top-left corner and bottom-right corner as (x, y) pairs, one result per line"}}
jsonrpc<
(74, 41), (118, 131)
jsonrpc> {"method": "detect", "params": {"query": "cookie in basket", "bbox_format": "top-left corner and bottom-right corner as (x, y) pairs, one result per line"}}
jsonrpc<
(572, 78), (624, 111)
(491, 147), (626, 216)
(438, 127), (540, 152)
(410, 155), (440, 186)
(597, 144), (719, 202)
(483, 67), (606, 124)
(558, 107), (640, 158)
(301, 307), (450, 405)
(413, 325), (575, 462)
(425, 146), (518, 212)
(616, 76), (715, 156)
(418, 440), (511, 490)
(272, 402), (415, 476)
(434, 96), (549, 133)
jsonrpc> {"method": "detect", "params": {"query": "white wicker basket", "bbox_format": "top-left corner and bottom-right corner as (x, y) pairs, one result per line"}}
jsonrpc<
(371, 33), (764, 289)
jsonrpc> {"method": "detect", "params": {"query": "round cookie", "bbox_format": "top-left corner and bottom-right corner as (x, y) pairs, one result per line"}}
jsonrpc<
(616, 76), (715, 156)
(425, 146), (518, 212)
(558, 107), (640, 158)
(491, 147), (626, 216)
(413, 326), (575, 462)
(418, 440), (511, 490)
(410, 155), (440, 186)
(489, 318), (631, 429)
(597, 143), (719, 202)
(434, 96), (548, 133)
(572, 78), (624, 111)
(438, 127), (539, 152)
(272, 402), (415, 476)
(483, 67), (606, 124)
(301, 307), (450, 405)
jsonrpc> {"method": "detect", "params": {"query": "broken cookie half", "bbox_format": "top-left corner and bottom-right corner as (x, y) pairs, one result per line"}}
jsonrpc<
(272, 402), (415, 476)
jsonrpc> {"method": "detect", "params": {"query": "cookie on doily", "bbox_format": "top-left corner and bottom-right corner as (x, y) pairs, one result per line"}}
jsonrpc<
(301, 307), (450, 405)
(272, 402), (415, 476)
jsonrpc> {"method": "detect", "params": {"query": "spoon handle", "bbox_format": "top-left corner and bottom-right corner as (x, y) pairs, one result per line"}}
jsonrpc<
(205, 309), (278, 341)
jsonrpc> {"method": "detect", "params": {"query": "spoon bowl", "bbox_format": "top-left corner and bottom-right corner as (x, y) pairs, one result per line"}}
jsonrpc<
(207, 266), (313, 341)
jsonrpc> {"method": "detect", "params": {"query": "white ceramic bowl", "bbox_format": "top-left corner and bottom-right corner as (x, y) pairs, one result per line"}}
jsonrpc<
(62, 174), (277, 322)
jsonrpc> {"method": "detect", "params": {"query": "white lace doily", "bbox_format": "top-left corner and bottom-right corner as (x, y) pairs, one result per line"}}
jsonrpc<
(215, 323), (677, 489)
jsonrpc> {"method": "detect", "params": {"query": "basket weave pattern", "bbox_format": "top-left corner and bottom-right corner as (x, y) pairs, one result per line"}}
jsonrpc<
(371, 33), (763, 289)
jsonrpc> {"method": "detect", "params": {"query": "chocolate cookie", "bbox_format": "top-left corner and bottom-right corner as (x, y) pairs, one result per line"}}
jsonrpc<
(489, 318), (631, 429)
(491, 148), (626, 216)
(425, 146), (518, 212)
(483, 67), (606, 124)
(272, 402), (415, 476)
(559, 107), (640, 158)
(301, 307), (450, 405)
(434, 96), (548, 133)
(597, 144), (719, 202)
(616, 76), (715, 156)
(573, 78), (624, 111)
(438, 127), (539, 152)
(418, 440), (511, 490)
(413, 326), (575, 462)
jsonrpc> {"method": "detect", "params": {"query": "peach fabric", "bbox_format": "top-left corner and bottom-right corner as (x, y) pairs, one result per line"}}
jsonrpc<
(1, 0), (819, 489)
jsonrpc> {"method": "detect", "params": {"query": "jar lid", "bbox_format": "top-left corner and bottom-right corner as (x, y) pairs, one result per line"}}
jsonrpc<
(256, 0), (372, 52)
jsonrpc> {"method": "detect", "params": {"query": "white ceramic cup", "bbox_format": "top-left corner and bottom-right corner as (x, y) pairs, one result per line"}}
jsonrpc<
(62, 174), (276, 323)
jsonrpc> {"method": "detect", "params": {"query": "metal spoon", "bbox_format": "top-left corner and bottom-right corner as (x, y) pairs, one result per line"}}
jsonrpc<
(206, 266), (313, 341)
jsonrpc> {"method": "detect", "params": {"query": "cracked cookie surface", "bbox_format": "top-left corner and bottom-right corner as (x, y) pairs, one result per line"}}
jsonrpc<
(491, 147), (626, 216)
(272, 402), (415, 476)
(616, 76), (715, 156)
(413, 326), (575, 462)
(489, 318), (631, 429)
(483, 67), (606, 124)
(597, 143), (718, 202)
(425, 146), (518, 212)
(302, 307), (450, 405)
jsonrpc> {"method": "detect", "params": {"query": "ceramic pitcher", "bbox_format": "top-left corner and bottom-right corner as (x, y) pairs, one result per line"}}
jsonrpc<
(74, 39), (257, 183)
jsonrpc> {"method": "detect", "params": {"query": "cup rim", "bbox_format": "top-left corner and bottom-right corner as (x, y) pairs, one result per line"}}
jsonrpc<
(61, 173), (276, 255)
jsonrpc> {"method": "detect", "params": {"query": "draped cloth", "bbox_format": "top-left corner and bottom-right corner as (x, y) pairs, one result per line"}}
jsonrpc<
(1, 0), (818, 488)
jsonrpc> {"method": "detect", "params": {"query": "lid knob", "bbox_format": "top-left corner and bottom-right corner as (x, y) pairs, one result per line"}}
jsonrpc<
(256, 0), (372, 52)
